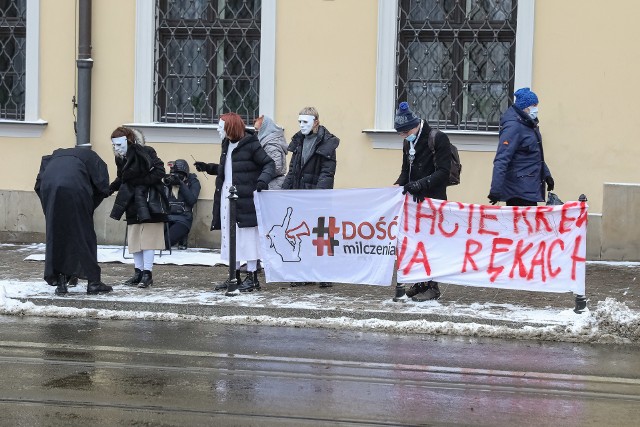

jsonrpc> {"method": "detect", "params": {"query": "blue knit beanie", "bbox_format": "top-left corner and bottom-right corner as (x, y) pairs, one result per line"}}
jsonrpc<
(394, 102), (421, 132)
(513, 88), (539, 110)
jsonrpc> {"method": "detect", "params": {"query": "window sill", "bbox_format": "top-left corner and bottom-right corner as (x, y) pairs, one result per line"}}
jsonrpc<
(0, 119), (48, 138)
(125, 122), (223, 144)
(362, 129), (499, 152)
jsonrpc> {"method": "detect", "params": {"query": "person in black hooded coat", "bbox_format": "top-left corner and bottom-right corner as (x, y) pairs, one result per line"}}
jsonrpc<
(108, 126), (169, 289)
(34, 147), (113, 296)
(194, 112), (275, 293)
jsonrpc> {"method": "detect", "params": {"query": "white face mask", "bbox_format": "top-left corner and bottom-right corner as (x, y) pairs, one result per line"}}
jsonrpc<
(298, 115), (316, 135)
(111, 136), (128, 157)
(218, 119), (226, 140)
(528, 106), (538, 120)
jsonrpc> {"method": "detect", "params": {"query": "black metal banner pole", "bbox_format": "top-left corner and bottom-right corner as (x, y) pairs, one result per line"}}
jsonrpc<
(574, 193), (588, 313)
(225, 186), (240, 296)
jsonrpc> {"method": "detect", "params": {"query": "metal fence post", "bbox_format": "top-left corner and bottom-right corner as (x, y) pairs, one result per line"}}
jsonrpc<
(225, 186), (240, 296)
(574, 193), (588, 313)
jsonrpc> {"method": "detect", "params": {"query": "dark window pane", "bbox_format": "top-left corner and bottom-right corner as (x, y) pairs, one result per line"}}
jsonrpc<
(0, 0), (26, 120)
(155, 0), (261, 124)
(397, 0), (517, 131)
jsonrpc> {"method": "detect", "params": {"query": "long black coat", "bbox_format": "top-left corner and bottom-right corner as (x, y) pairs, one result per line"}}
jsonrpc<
(34, 147), (110, 285)
(109, 144), (169, 224)
(281, 126), (339, 190)
(211, 132), (276, 230)
(394, 121), (451, 201)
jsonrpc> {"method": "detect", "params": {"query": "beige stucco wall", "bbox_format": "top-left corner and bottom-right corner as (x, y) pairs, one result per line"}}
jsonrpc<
(2, 0), (640, 254)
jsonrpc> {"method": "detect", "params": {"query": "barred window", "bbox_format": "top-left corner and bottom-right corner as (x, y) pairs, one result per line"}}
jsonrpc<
(397, 0), (517, 131)
(155, 0), (261, 124)
(0, 0), (26, 121)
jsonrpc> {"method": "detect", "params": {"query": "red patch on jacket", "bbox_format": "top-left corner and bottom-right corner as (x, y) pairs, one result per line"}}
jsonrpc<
(503, 140), (509, 145)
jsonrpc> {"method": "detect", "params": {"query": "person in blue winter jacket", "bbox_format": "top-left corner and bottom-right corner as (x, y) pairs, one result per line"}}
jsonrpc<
(488, 88), (554, 206)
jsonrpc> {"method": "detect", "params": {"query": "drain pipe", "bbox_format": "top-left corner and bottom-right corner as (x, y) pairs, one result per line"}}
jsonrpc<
(76, 0), (93, 147)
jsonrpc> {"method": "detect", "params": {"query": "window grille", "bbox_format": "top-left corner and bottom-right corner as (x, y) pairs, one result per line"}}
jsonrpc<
(397, 0), (517, 131)
(154, 0), (261, 125)
(0, 0), (26, 121)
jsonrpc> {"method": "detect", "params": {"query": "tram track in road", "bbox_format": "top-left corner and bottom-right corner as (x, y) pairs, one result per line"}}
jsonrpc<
(3, 340), (640, 404)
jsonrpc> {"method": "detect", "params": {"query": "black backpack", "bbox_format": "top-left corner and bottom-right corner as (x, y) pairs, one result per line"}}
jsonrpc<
(427, 129), (462, 186)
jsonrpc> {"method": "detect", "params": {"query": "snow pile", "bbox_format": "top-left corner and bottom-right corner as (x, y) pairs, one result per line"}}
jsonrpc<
(2, 281), (640, 343)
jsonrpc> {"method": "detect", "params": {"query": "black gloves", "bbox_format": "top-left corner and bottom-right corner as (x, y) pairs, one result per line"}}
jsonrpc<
(545, 176), (555, 191)
(402, 180), (423, 196)
(256, 181), (268, 192)
(193, 161), (218, 175)
(108, 181), (119, 196)
(402, 180), (428, 203)
(487, 193), (499, 205)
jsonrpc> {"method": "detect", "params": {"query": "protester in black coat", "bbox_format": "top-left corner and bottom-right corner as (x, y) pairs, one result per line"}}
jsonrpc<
(193, 112), (275, 293)
(35, 147), (112, 296)
(282, 107), (339, 190)
(109, 127), (169, 289)
(393, 101), (452, 302)
(163, 159), (201, 249)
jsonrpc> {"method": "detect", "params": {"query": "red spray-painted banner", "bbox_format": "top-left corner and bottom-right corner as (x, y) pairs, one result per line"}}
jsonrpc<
(396, 197), (587, 294)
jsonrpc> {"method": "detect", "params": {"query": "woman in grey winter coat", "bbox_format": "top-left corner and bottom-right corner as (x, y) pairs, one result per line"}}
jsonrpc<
(254, 115), (288, 189)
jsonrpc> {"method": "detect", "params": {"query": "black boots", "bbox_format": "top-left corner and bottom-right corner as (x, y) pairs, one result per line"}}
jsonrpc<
(406, 281), (441, 302)
(125, 268), (143, 286)
(54, 274), (68, 296)
(138, 270), (153, 288)
(87, 282), (113, 295)
(215, 270), (241, 291)
(238, 271), (261, 293)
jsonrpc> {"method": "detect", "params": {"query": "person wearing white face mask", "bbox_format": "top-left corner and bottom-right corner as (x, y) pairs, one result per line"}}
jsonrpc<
(281, 106), (340, 289)
(281, 106), (339, 191)
(393, 101), (452, 302)
(108, 126), (170, 290)
(488, 87), (554, 207)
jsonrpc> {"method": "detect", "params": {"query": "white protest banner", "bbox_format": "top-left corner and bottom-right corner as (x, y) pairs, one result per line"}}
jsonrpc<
(254, 187), (404, 286)
(397, 198), (587, 294)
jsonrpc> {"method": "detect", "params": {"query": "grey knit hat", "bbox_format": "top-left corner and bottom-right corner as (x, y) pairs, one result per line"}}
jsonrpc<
(394, 102), (421, 132)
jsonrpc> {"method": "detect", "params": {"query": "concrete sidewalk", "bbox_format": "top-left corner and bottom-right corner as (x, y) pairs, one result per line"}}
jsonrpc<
(2, 243), (640, 343)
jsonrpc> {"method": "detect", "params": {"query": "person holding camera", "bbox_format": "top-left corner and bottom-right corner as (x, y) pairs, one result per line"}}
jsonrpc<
(163, 159), (201, 249)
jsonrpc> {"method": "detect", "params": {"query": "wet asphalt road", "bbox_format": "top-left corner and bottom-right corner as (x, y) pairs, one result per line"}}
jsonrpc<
(1, 315), (640, 427)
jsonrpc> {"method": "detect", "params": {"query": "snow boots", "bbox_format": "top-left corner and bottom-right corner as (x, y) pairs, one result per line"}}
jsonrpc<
(124, 268), (143, 286)
(137, 270), (153, 288)
(54, 274), (68, 296)
(238, 271), (261, 293)
(215, 270), (241, 291)
(87, 282), (113, 295)
(405, 281), (441, 302)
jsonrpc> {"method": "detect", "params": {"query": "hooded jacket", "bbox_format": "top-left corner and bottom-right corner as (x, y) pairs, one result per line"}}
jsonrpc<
(281, 125), (339, 190)
(257, 116), (288, 189)
(109, 130), (169, 224)
(490, 105), (552, 202)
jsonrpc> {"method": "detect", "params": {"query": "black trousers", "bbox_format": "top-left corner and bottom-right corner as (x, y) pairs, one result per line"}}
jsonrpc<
(506, 197), (537, 207)
(167, 222), (190, 246)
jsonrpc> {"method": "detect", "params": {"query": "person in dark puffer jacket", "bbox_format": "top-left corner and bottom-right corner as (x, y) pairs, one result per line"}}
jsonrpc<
(488, 87), (554, 207)
(281, 106), (339, 289)
(193, 113), (275, 293)
(163, 159), (201, 249)
(109, 126), (169, 290)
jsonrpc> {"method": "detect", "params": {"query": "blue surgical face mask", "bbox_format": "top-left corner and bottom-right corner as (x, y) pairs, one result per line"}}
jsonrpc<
(406, 133), (417, 143)
(528, 106), (538, 120)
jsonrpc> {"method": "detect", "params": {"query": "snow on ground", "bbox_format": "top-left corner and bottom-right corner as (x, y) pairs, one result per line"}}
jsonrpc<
(1, 279), (640, 344)
(8, 244), (640, 343)
(23, 244), (228, 267)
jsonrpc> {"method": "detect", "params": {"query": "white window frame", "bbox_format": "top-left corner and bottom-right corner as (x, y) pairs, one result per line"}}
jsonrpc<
(365, 0), (535, 152)
(0, 0), (47, 137)
(128, 0), (276, 144)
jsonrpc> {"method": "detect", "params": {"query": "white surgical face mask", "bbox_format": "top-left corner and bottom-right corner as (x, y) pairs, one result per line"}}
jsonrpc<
(405, 133), (417, 143)
(528, 106), (538, 120)
(111, 136), (128, 157)
(218, 119), (226, 140)
(298, 115), (316, 135)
